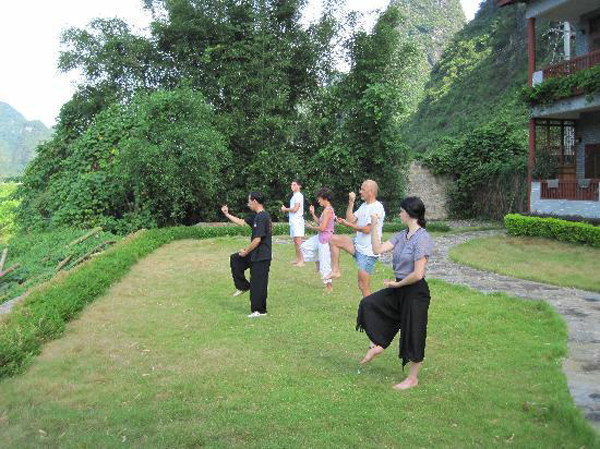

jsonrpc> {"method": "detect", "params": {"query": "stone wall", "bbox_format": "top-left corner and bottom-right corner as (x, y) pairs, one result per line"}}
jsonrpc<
(405, 162), (453, 220)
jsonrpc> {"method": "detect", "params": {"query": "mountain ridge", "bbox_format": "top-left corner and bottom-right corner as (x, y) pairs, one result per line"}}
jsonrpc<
(0, 101), (52, 177)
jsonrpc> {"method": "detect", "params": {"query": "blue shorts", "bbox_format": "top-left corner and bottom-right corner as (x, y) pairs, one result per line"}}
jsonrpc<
(353, 250), (378, 275)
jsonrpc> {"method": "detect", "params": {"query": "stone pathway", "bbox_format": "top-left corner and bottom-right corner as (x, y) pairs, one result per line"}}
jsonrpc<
(381, 230), (600, 431)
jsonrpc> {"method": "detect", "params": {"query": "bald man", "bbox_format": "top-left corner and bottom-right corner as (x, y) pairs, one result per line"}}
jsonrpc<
(325, 180), (385, 297)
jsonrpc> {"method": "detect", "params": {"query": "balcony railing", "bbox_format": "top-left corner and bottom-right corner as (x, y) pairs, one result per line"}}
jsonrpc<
(540, 179), (600, 201)
(543, 49), (600, 79)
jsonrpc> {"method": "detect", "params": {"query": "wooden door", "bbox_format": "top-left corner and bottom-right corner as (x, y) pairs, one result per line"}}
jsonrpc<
(590, 16), (600, 52)
(585, 144), (600, 179)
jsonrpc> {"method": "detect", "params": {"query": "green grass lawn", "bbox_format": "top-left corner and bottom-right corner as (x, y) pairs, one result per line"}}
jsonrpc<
(450, 235), (600, 293)
(0, 236), (597, 447)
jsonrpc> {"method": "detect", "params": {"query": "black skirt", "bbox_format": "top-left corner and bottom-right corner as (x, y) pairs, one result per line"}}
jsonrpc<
(356, 279), (431, 368)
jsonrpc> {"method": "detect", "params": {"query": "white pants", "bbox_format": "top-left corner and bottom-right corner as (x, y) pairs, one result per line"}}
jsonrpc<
(301, 235), (332, 284)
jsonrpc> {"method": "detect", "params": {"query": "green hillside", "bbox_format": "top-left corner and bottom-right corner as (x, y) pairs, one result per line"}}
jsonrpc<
(403, 0), (561, 154)
(393, 0), (466, 114)
(0, 102), (52, 177)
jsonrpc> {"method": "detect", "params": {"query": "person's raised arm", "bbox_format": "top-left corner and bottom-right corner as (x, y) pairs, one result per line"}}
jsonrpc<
(309, 204), (318, 222)
(345, 191), (358, 223)
(370, 214), (394, 254)
(221, 205), (249, 227)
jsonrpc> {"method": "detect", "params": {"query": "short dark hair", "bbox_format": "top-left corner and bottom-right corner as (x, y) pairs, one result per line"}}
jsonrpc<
(249, 191), (265, 205)
(316, 187), (333, 202)
(400, 196), (426, 228)
(292, 179), (302, 186)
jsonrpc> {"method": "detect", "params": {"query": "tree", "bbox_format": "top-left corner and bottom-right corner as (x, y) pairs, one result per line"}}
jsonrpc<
(15, 89), (230, 232)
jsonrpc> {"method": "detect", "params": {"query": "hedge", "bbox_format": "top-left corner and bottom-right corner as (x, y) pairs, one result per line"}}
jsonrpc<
(504, 214), (600, 247)
(0, 221), (449, 379)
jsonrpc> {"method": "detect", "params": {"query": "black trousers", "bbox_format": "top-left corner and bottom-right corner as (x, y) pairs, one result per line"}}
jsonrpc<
(230, 253), (271, 314)
(356, 279), (430, 368)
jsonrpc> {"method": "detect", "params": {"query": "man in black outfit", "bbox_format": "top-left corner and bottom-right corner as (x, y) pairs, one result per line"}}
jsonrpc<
(221, 191), (273, 318)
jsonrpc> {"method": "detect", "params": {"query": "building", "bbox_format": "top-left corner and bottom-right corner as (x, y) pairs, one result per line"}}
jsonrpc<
(499, 0), (600, 218)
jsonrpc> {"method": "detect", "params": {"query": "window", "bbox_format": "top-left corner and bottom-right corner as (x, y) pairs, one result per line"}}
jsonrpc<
(535, 119), (576, 165)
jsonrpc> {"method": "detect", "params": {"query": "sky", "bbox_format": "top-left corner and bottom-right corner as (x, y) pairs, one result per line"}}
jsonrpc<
(0, 1), (482, 128)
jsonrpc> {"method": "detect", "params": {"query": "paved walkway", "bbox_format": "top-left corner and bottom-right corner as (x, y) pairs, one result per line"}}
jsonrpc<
(381, 230), (600, 430)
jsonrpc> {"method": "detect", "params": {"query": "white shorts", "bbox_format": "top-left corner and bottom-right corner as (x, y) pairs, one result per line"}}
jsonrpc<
(289, 220), (305, 238)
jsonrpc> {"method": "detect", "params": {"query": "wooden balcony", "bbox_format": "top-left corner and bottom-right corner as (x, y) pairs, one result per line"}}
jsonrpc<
(541, 179), (600, 201)
(543, 49), (600, 79)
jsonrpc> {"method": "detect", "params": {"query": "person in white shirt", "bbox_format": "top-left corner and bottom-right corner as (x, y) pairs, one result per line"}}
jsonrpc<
(281, 179), (305, 266)
(325, 180), (385, 297)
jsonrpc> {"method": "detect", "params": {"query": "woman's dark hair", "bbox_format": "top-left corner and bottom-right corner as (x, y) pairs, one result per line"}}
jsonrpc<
(316, 187), (333, 202)
(249, 191), (265, 205)
(400, 196), (426, 228)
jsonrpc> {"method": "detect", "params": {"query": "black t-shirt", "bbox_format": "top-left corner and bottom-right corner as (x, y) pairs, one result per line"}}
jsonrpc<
(244, 211), (272, 262)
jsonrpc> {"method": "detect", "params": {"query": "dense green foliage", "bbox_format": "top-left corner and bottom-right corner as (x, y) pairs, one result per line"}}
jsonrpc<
(16, 1), (428, 231)
(505, 213), (600, 247)
(0, 228), (121, 305)
(306, 5), (418, 211)
(521, 64), (600, 107)
(0, 183), (18, 243)
(404, 0), (563, 218)
(0, 103), (52, 178)
(422, 117), (528, 219)
(16, 89), (229, 232)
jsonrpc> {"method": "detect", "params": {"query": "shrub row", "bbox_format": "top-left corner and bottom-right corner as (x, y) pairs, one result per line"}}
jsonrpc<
(0, 220), (451, 379)
(520, 212), (600, 228)
(504, 214), (600, 247)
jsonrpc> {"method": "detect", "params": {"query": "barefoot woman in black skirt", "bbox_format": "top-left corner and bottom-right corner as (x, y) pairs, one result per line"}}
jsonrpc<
(356, 197), (433, 390)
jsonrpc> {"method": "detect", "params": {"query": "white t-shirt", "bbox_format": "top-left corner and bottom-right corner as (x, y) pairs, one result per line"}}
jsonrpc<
(289, 192), (304, 222)
(354, 201), (385, 257)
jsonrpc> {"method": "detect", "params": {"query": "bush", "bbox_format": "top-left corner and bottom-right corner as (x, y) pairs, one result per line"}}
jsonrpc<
(504, 213), (600, 247)
(521, 212), (600, 227)
(15, 88), (230, 233)
(422, 116), (528, 219)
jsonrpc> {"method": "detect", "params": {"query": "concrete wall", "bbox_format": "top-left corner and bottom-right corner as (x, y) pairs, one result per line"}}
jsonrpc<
(531, 94), (600, 118)
(405, 162), (452, 220)
(576, 111), (600, 178)
(531, 181), (600, 218)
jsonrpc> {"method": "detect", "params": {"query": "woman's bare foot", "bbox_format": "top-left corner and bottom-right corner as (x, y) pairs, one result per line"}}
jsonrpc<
(393, 377), (418, 390)
(324, 271), (341, 280)
(295, 261), (305, 267)
(324, 283), (333, 293)
(360, 345), (384, 365)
